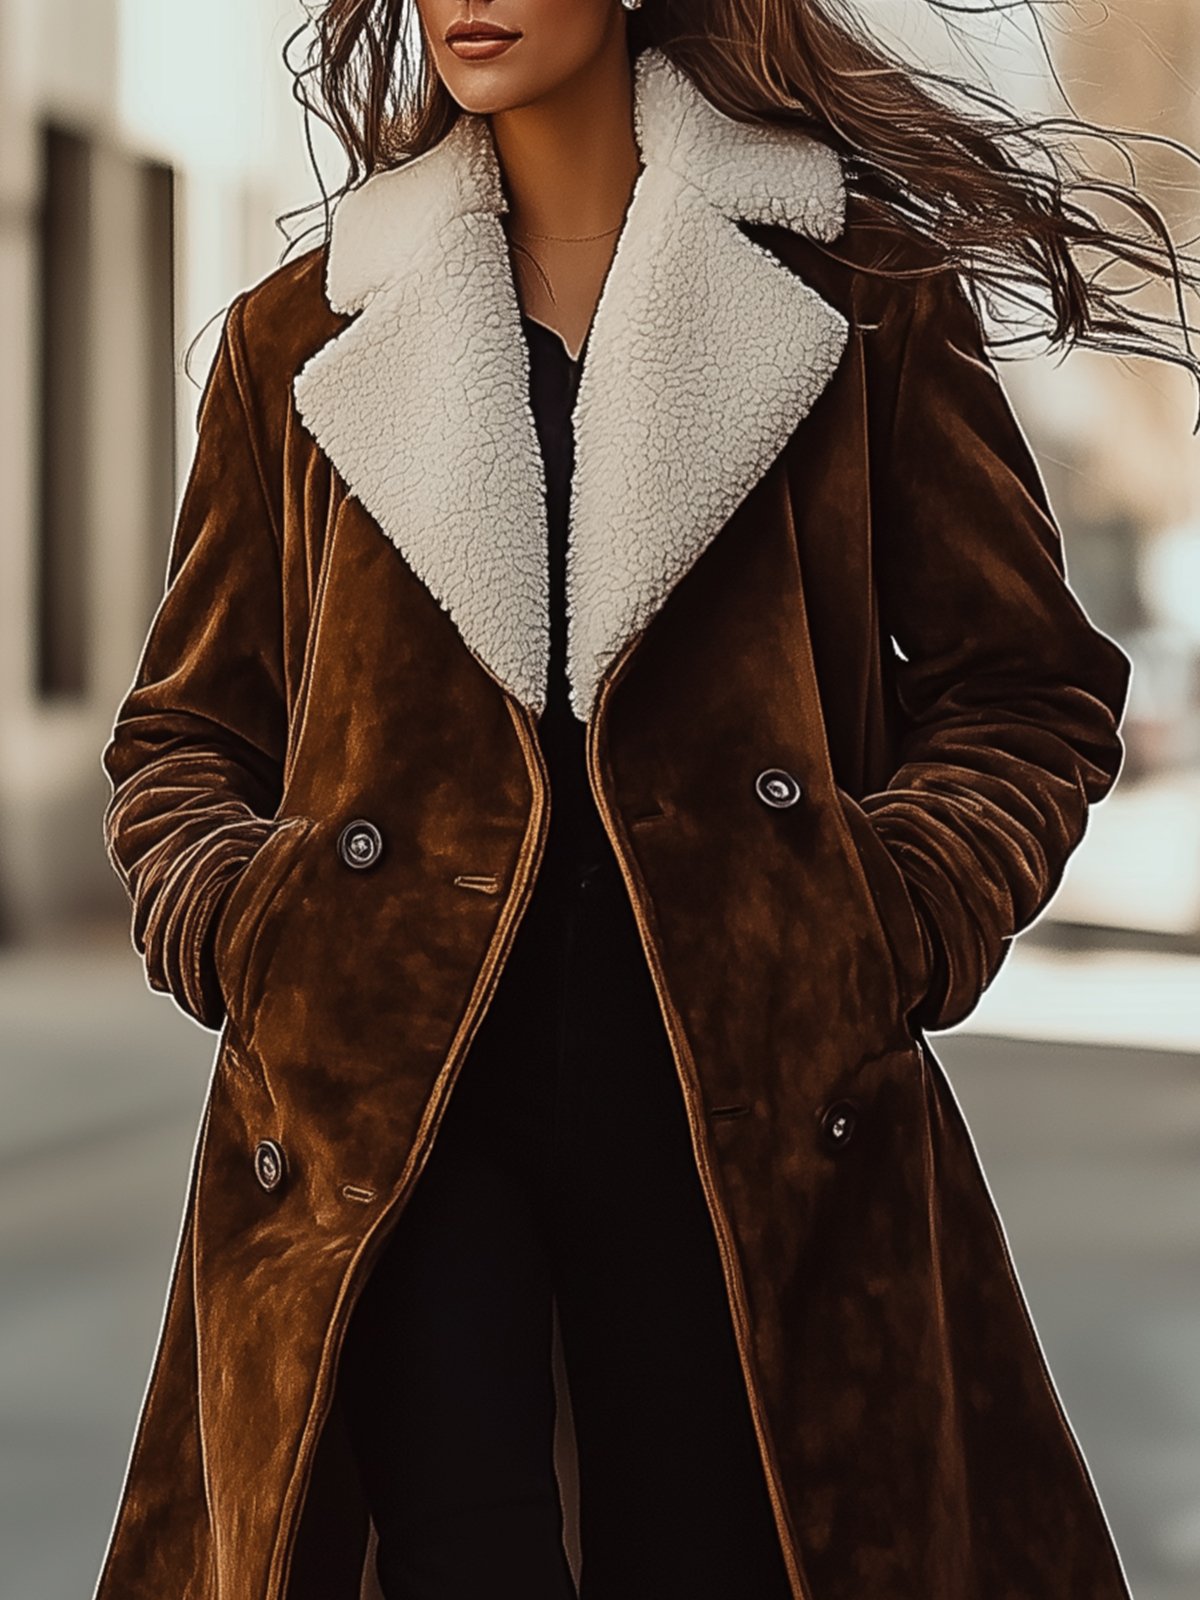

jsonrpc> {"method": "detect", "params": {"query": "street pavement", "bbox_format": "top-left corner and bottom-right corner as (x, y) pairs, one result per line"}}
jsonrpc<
(1, 923), (1196, 1600)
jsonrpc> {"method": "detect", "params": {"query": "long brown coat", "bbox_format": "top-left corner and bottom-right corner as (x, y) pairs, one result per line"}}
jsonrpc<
(96, 45), (1136, 1600)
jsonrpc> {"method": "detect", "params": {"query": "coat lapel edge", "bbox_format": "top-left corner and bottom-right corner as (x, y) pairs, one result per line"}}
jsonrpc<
(566, 166), (850, 721)
(292, 211), (551, 715)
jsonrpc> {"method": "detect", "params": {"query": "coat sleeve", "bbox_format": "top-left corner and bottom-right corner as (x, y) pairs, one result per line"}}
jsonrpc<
(859, 263), (1133, 1033)
(100, 291), (290, 1031)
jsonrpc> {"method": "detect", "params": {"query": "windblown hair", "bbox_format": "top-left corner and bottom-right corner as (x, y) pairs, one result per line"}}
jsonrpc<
(269, 1), (1200, 417)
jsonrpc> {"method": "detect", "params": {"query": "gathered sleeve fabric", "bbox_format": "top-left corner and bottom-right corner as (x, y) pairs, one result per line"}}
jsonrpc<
(100, 292), (291, 1031)
(857, 264), (1132, 1031)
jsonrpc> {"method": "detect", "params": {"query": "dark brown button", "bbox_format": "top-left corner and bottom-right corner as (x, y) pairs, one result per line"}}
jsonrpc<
(253, 1139), (287, 1192)
(755, 768), (803, 808)
(820, 1100), (858, 1149)
(338, 819), (383, 870)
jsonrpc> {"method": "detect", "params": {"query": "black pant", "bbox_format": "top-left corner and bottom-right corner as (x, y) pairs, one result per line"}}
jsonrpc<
(336, 834), (794, 1600)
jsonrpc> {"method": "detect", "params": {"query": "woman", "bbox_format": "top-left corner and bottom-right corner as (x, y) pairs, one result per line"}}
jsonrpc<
(95, 3), (1198, 1599)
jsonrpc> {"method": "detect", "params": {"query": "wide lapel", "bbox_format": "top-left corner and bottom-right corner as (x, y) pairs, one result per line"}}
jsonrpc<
(292, 46), (849, 721)
(292, 114), (551, 712)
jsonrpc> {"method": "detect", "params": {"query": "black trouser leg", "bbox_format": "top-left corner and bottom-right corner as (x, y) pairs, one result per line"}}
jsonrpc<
(547, 852), (795, 1600)
(336, 1028), (576, 1600)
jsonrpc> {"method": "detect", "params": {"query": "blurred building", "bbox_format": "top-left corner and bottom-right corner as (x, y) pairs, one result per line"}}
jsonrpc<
(0, 0), (335, 940)
(1006, 0), (1200, 938)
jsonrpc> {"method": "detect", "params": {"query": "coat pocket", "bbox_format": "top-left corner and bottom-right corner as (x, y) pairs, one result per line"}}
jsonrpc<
(212, 815), (315, 1030)
(834, 784), (933, 1024)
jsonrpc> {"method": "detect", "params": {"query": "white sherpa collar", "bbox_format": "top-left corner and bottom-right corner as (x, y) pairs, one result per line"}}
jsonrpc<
(293, 45), (849, 720)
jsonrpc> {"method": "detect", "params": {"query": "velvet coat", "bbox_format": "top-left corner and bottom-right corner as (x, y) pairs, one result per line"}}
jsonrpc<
(96, 45), (1136, 1600)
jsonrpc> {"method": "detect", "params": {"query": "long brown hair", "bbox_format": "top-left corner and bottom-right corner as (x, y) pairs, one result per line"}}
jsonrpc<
(268, 1), (1200, 421)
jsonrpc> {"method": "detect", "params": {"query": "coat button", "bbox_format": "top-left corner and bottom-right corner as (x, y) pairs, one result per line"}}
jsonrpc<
(755, 767), (803, 808)
(253, 1138), (287, 1192)
(820, 1101), (857, 1149)
(337, 818), (383, 869)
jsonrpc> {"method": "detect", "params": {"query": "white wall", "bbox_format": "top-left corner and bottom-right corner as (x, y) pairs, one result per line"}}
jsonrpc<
(0, 0), (339, 939)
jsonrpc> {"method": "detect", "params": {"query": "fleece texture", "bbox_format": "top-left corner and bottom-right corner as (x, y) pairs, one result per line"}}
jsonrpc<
(292, 45), (849, 718)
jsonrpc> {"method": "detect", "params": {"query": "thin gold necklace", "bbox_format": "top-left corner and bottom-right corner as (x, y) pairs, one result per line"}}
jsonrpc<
(507, 220), (625, 243)
(505, 217), (624, 309)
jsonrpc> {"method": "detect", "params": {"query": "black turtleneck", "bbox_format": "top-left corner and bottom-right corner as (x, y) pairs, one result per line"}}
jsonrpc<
(520, 311), (614, 888)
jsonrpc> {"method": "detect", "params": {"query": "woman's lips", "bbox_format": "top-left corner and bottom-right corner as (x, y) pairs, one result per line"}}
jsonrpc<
(447, 33), (520, 60)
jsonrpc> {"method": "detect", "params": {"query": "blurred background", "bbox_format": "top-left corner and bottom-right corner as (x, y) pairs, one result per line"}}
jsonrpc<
(1, 1), (1197, 1597)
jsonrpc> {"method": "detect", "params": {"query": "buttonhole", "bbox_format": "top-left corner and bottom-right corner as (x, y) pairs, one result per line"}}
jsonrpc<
(341, 1184), (377, 1204)
(709, 1103), (751, 1120)
(454, 873), (501, 895)
(630, 806), (668, 828)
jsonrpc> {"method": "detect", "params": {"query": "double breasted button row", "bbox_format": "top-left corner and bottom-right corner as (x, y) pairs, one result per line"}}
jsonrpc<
(755, 767), (803, 808)
(253, 1138), (288, 1192)
(337, 818), (384, 870)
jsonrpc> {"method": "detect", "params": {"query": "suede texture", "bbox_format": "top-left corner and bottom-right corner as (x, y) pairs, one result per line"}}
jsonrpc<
(96, 198), (1134, 1600)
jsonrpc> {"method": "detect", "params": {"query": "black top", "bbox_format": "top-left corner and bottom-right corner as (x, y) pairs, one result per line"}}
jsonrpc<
(520, 311), (614, 888)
